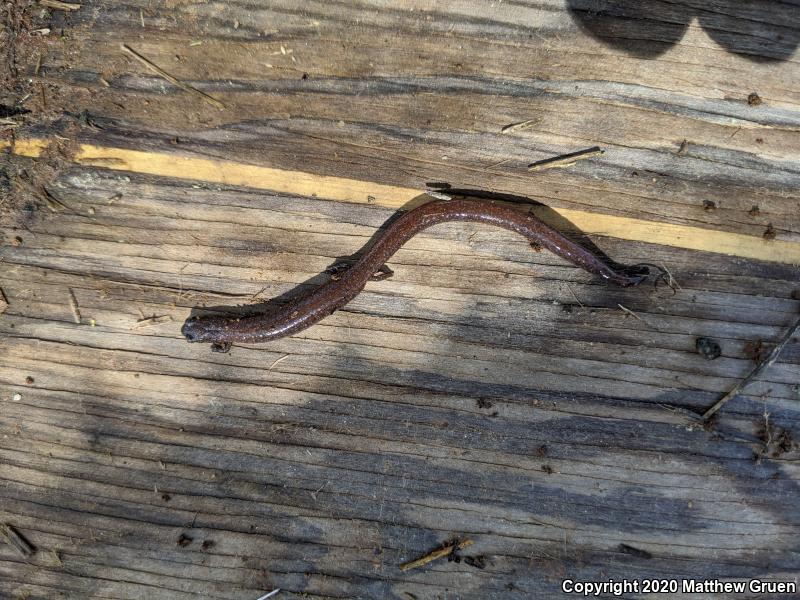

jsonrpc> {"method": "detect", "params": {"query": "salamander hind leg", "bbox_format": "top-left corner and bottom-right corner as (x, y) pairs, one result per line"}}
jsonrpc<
(370, 265), (394, 281)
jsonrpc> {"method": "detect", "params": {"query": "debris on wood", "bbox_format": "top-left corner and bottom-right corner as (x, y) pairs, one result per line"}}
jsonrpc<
(676, 139), (688, 155)
(463, 555), (487, 569)
(399, 539), (474, 572)
(501, 119), (540, 134)
(748, 205), (760, 217)
(267, 354), (289, 371)
(255, 590), (281, 600)
(702, 312), (800, 420)
(120, 44), (226, 110)
(763, 224), (776, 240)
(1, 523), (36, 558)
(702, 200), (717, 212)
(754, 408), (795, 463)
(618, 304), (651, 328)
(67, 288), (81, 323)
(696, 337), (722, 360)
(131, 315), (172, 329)
(747, 92), (762, 106)
(0, 288), (7, 314)
(566, 285), (584, 308)
(528, 146), (604, 172)
(618, 543), (653, 559)
(743, 339), (766, 362)
(176, 533), (193, 547)
(39, 0), (81, 10)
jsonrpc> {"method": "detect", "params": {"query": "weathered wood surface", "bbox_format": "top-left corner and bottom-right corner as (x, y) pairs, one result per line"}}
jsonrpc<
(1, 1), (800, 599)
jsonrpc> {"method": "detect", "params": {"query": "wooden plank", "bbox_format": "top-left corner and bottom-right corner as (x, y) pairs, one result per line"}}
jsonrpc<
(5, 138), (800, 264)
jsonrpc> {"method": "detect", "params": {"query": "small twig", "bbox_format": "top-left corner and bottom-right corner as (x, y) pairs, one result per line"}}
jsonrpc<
(39, 0), (81, 10)
(67, 288), (81, 324)
(528, 146), (604, 172)
(267, 354), (290, 371)
(42, 187), (75, 214)
(618, 304), (649, 326)
(501, 119), (540, 134)
(399, 539), (473, 572)
(1, 523), (36, 558)
(657, 262), (681, 292)
(702, 312), (800, 420)
(131, 315), (172, 329)
(566, 285), (584, 308)
(120, 44), (226, 110)
(255, 590), (280, 600)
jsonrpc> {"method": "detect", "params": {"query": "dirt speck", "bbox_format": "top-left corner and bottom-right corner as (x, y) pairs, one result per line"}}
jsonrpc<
(618, 543), (653, 559)
(747, 92), (762, 106)
(748, 205), (760, 217)
(176, 533), (193, 547)
(696, 337), (721, 360)
(743, 340), (766, 362)
(464, 555), (486, 569)
(702, 200), (716, 212)
(762, 224), (776, 240)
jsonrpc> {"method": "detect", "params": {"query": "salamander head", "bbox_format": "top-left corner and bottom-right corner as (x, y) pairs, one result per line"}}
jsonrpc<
(182, 315), (226, 343)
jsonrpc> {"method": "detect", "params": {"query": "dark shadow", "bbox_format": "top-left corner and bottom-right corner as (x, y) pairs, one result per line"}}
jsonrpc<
(567, 0), (692, 59)
(567, 0), (799, 62)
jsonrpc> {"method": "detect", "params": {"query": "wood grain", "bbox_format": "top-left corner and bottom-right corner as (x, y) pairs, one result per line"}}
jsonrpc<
(5, 138), (800, 264)
(2, 0), (800, 598)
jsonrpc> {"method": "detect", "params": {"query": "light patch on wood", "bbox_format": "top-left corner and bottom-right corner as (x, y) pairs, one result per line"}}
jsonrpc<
(4, 138), (800, 265)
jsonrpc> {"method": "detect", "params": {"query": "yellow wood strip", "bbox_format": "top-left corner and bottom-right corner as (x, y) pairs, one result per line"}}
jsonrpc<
(4, 138), (799, 265)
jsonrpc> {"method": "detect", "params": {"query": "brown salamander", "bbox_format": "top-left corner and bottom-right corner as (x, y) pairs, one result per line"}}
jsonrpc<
(182, 198), (649, 349)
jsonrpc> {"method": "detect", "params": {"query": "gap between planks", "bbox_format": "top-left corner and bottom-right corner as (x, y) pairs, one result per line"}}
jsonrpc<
(4, 138), (800, 265)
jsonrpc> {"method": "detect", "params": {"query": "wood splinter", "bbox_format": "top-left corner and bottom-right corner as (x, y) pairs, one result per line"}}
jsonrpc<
(399, 539), (473, 572)
(120, 44), (226, 110)
(528, 146), (604, 172)
(702, 312), (800, 420)
(1, 523), (36, 558)
(39, 0), (82, 10)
